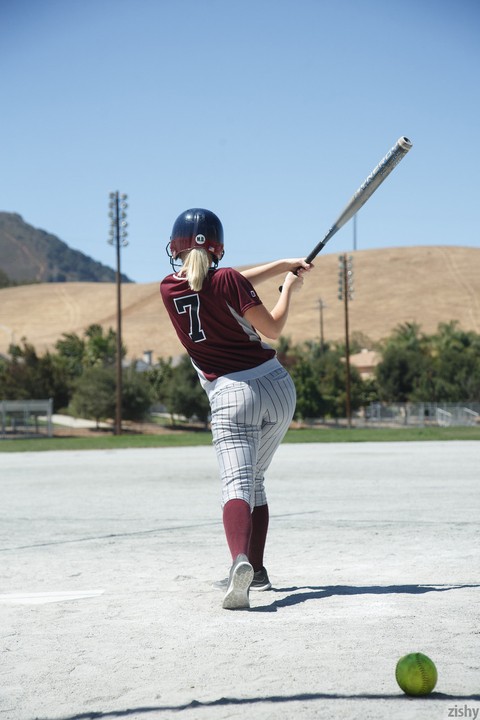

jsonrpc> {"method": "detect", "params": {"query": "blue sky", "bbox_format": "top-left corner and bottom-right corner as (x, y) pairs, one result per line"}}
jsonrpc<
(1, 0), (479, 282)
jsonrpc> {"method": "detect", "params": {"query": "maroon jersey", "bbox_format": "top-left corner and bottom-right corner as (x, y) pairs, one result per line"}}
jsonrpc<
(160, 267), (276, 381)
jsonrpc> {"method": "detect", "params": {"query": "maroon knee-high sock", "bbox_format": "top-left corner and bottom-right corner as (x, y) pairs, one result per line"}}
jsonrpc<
(248, 504), (269, 572)
(222, 499), (252, 561)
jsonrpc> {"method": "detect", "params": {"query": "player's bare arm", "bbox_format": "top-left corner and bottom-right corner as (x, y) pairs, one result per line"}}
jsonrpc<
(244, 271), (306, 340)
(240, 258), (312, 287)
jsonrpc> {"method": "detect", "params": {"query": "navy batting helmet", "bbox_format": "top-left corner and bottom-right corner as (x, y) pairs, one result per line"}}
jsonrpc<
(168, 208), (224, 264)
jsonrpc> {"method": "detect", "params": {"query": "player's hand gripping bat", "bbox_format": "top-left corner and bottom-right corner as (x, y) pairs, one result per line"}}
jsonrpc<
(279, 136), (413, 290)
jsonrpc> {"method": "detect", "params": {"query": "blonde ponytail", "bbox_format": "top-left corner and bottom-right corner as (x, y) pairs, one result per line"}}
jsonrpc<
(178, 248), (211, 291)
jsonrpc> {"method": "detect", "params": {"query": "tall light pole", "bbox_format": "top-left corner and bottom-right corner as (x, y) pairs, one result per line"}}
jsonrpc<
(338, 253), (354, 428)
(108, 191), (128, 435)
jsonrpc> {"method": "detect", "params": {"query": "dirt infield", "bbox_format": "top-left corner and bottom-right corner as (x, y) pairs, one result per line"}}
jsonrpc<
(1, 442), (479, 720)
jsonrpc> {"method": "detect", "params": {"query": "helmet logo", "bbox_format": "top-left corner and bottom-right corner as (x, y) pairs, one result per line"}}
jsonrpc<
(195, 234), (206, 245)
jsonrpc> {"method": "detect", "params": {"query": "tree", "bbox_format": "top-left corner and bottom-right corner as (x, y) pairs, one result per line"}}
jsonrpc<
(425, 322), (480, 402)
(375, 323), (429, 403)
(69, 367), (116, 427)
(55, 325), (126, 373)
(0, 340), (70, 410)
(0, 326), (130, 416)
(121, 366), (153, 422)
(358, 376), (381, 407)
(375, 321), (480, 404)
(55, 332), (86, 378)
(376, 348), (424, 403)
(289, 341), (364, 421)
(163, 355), (210, 426)
(317, 347), (363, 420)
(83, 324), (124, 368)
(145, 358), (175, 408)
(55, 323), (127, 379)
(290, 356), (327, 420)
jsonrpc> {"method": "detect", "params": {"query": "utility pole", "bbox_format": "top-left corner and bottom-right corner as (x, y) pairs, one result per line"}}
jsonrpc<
(108, 191), (128, 435)
(338, 254), (354, 428)
(318, 298), (327, 351)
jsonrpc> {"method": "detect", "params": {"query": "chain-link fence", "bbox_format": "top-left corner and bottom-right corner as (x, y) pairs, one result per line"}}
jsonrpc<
(361, 401), (480, 427)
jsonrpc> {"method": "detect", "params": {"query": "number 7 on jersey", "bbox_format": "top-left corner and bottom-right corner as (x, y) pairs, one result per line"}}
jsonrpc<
(174, 294), (206, 343)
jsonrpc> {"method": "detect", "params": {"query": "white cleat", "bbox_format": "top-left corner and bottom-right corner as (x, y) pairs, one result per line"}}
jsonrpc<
(222, 554), (254, 610)
(213, 566), (271, 592)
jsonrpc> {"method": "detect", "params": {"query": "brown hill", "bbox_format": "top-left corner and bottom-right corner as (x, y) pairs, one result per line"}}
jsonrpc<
(1, 246), (479, 361)
(0, 212), (132, 284)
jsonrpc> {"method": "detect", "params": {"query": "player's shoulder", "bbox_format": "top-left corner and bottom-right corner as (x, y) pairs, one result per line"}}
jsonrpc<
(209, 267), (258, 306)
(211, 266), (246, 284)
(212, 266), (237, 277)
(160, 273), (189, 296)
(160, 273), (174, 290)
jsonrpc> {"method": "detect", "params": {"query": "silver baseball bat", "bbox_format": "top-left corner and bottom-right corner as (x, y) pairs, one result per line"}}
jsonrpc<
(279, 136), (414, 290)
(279, 136), (413, 290)
(303, 136), (412, 264)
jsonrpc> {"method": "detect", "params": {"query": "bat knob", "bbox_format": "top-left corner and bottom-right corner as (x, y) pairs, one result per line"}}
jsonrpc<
(398, 136), (413, 150)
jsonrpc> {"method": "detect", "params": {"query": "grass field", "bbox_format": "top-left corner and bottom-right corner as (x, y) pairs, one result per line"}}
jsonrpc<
(0, 425), (479, 452)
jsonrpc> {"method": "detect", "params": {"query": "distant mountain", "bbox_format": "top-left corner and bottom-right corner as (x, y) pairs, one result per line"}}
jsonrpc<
(0, 212), (132, 284)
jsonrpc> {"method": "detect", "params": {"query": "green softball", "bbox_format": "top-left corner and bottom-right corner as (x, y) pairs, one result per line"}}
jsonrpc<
(395, 652), (438, 696)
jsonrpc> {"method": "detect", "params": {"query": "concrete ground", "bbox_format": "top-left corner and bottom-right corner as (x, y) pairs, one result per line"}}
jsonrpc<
(1, 441), (479, 720)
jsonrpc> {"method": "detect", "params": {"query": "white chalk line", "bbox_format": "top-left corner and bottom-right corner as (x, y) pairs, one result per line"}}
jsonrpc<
(0, 589), (105, 605)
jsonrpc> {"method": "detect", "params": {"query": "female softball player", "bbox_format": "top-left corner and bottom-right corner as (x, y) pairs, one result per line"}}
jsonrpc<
(160, 208), (312, 610)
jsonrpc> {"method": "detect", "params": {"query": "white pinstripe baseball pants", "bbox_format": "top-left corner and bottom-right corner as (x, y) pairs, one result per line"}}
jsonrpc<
(209, 365), (296, 509)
